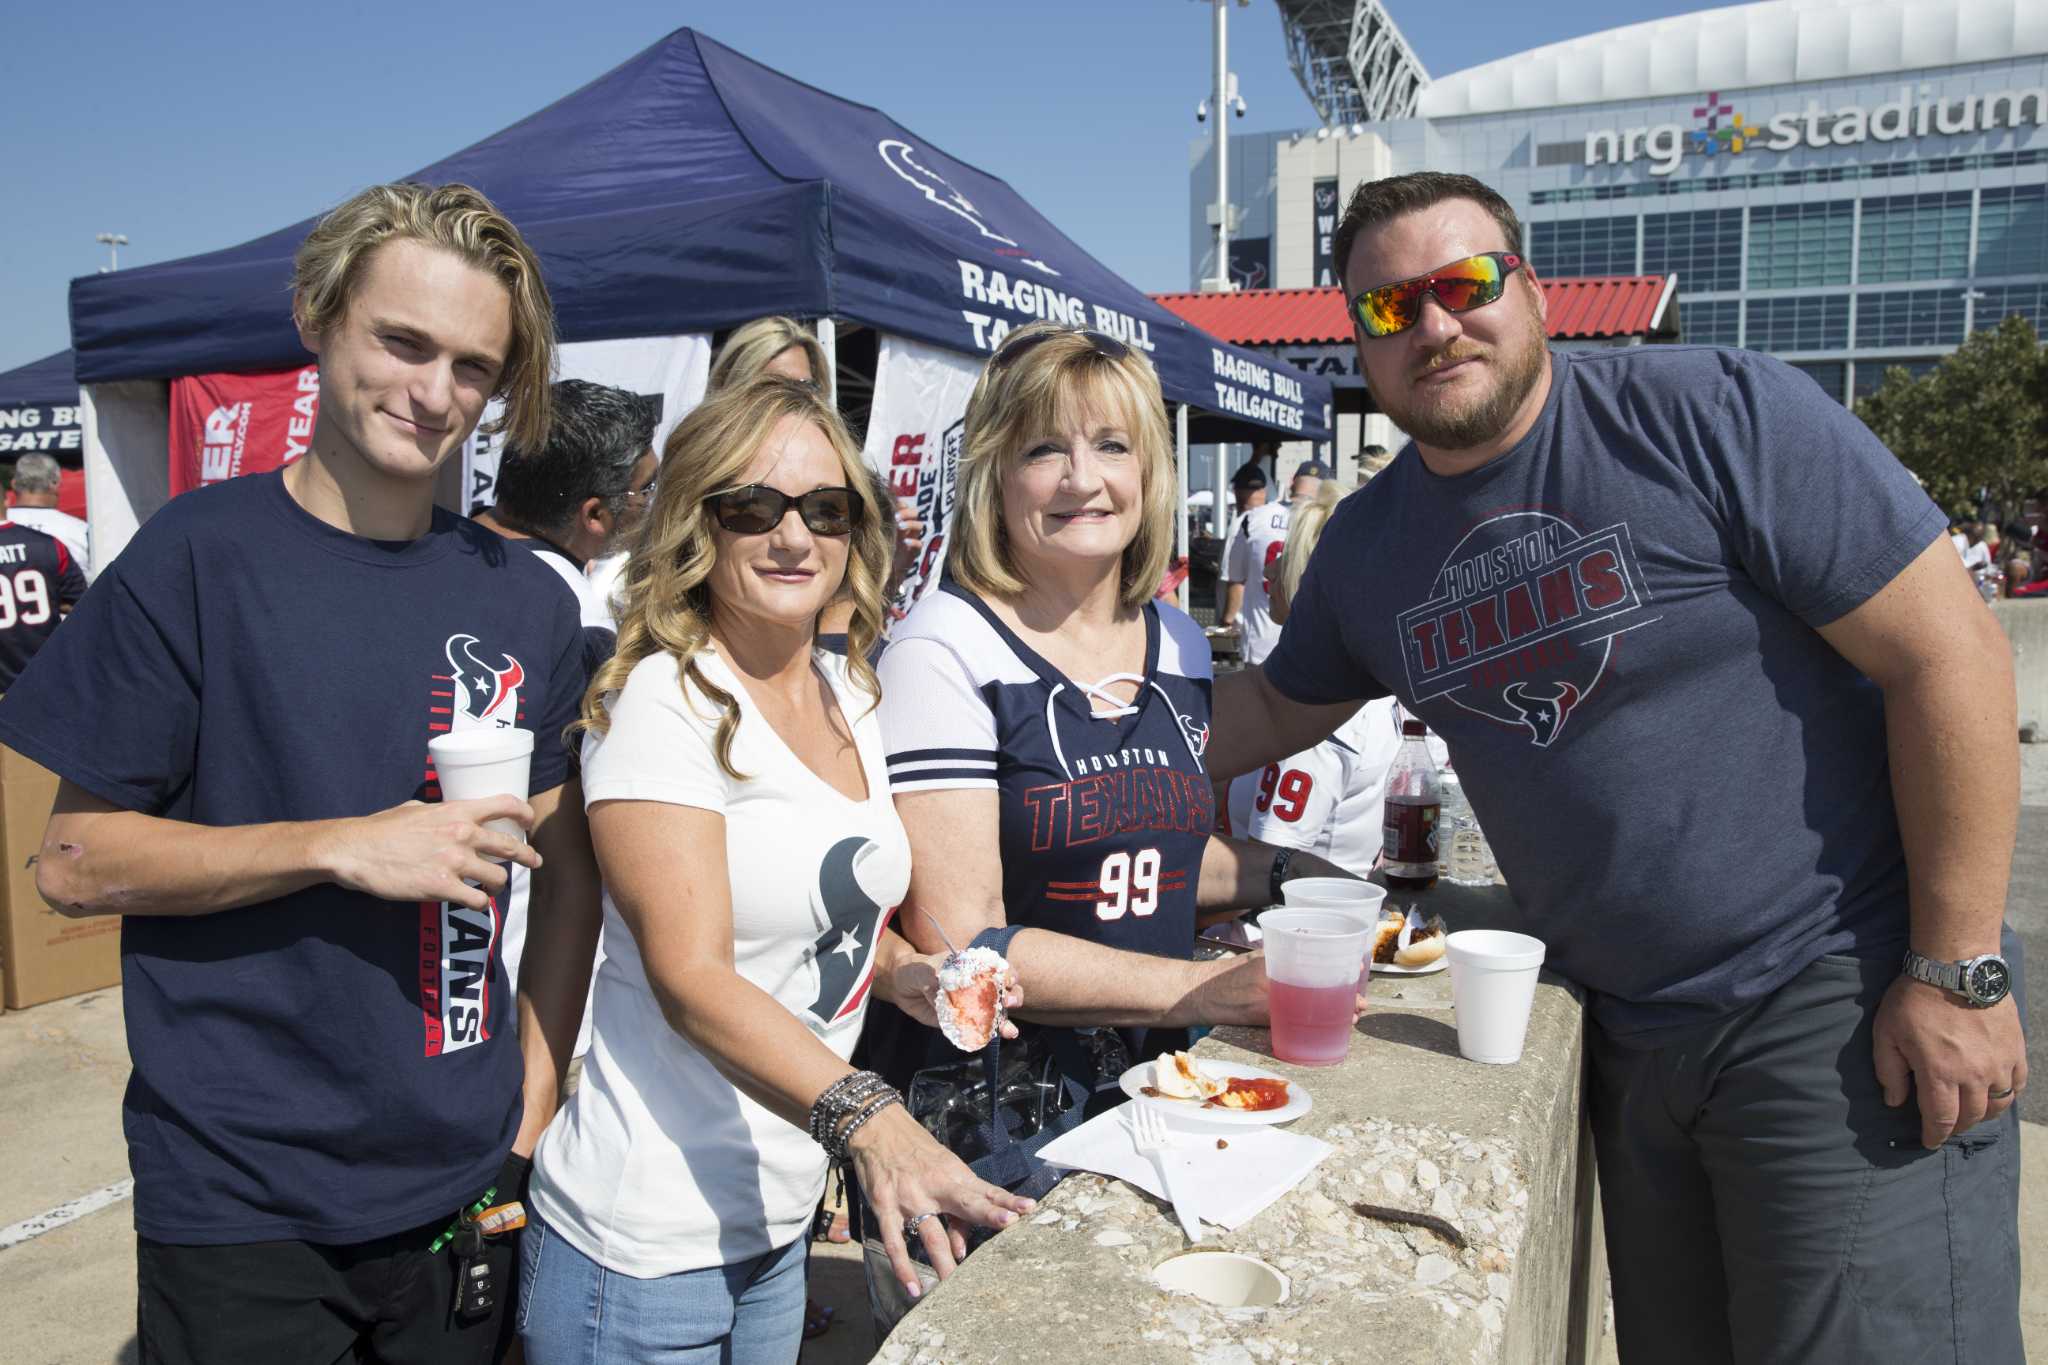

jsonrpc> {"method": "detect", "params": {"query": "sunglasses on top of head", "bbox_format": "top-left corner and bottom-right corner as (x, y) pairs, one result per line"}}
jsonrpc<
(989, 326), (1132, 370)
(704, 484), (864, 537)
(1348, 251), (1525, 339)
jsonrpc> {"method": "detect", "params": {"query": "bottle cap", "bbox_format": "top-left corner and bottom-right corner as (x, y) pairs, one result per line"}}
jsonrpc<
(1401, 719), (1426, 737)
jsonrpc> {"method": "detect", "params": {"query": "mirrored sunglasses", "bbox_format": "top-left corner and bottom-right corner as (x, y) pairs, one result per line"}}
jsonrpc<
(705, 484), (863, 537)
(1349, 252), (1524, 338)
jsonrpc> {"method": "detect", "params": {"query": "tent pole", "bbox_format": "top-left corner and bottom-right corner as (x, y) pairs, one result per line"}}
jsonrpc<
(1174, 403), (1190, 611)
(816, 317), (837, 386)
(1214, 440), (1229, 540)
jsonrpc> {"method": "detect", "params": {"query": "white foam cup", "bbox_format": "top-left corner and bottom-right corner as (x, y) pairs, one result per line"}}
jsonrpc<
(428, 728), (536, 840)
(1153, 1252), (1291, 1308)
(1444, 930), (1547, 1065)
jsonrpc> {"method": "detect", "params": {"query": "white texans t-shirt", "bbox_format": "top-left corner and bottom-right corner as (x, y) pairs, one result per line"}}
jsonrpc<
(530, 647), (909, 1277)
(1222, 501), (1291, 664)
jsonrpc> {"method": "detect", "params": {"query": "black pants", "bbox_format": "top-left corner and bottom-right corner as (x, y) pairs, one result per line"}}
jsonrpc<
(1588, 929), (2025, 1365)
(136, 1214), (519, 1365)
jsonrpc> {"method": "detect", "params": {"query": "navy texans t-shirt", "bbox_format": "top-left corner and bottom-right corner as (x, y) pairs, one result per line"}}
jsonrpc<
(1265, 346), (1947, 1044)
(0, 471), (586, 1245)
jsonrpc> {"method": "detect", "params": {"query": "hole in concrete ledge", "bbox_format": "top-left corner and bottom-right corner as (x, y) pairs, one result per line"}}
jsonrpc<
(1152, 1251), (1291, 1308)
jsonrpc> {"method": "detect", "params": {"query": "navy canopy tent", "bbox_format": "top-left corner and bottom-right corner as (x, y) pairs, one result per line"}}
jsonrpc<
(68, 29), (1328, 444)
(0, 349), (84, 462)
(0, 350), (77, 411)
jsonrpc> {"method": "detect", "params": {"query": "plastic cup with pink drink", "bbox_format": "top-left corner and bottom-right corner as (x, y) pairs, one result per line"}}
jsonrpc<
(1260, 908), (1371, 1067)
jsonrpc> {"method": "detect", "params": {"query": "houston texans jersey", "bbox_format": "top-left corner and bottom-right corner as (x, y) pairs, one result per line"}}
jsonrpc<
(867, 581), (1215, 1091)
(1222, 699), (1400, 876)
(1222, 501), (1291, 664)
(0, 519), (86, 691)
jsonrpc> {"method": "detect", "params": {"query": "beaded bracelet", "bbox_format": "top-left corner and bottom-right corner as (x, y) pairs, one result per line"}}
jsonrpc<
(827, 1088), (904, 1163)
(809, 1070), (894, 1149)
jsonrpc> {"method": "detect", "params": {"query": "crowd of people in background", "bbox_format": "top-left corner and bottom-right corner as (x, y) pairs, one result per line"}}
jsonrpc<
(1953, 516), (2046, 597)
(0, 164), (2030, 1365)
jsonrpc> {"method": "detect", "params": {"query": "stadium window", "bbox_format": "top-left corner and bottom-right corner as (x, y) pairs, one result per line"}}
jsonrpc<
(1972, 283), (2048, 336)
(1975, 185), (2048, 279)
(1678, 298), (1741, 346)
(1643, 209), (1742, 293)
(1744, 294), (1850, 353)
(1747, 201), (1854, 290)
(1858, 191), (1972, 284)
(1855, 289), (1968, 348)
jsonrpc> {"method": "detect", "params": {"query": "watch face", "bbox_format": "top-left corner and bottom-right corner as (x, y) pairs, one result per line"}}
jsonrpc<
(1967, 958), (2011, 1003)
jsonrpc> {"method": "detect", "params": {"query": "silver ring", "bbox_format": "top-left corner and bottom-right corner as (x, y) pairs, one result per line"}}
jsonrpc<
(1989, 1086), (2016, 1100)
(903, 1211), (943, 1237)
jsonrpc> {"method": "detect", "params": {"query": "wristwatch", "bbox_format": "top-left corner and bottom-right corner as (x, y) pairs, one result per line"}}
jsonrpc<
(1268, 847), (1298, 905)
(1901, 949), (2012, 1008)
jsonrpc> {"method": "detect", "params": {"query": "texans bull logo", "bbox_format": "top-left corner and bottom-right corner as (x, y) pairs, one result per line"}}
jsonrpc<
(806, 837), (893, 1027)
(446, 634), (525, 728)
(1501, 681), (1582, 748)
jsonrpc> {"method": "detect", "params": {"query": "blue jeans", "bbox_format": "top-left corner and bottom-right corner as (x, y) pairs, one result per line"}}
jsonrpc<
(517, 1210), (808, 1365)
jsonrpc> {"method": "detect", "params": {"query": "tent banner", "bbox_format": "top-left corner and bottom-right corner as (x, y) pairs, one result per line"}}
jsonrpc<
(0, 399), (83, 460)
(862, 334), (981, 614)
(167, 365), (319, 495)
(463, 333), (711, 515)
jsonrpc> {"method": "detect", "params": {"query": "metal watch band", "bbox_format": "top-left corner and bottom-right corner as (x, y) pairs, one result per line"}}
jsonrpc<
(1902, 949), (1964, 993)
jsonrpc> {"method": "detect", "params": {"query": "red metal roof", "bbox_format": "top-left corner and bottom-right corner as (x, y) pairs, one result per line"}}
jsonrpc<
(1152, 275), (1678, 346)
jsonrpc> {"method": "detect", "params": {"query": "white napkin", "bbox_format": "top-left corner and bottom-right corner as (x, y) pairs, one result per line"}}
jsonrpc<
(1038, 1102), (1333, 1230)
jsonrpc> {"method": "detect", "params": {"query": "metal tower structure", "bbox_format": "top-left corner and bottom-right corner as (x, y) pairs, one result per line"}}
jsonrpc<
(1275, 0), (1429, 127)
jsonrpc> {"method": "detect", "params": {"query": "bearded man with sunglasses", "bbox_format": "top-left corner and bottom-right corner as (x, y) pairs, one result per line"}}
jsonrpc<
(1208, 171), (2024, 1364)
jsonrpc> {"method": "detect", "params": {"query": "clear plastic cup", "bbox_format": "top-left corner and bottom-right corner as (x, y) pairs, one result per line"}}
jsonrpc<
(1280, 880), (1389, 991)
(1261, 908), (1371, 1067)
(1277, 879), (1392, 912)
(1282, 877), (1389, 918)
(1445, 930), (1546, 1065)
(428, 728), (535, 840)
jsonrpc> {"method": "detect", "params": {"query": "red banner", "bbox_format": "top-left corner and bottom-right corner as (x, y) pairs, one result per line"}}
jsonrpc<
(167, 365), (320, 496)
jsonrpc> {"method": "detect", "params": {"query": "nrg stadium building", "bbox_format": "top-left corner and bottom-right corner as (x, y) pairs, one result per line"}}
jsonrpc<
(1187, 0), (2047, 460)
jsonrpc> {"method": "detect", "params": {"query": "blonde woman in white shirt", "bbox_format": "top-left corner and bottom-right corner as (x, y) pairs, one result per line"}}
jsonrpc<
(522, 376), (1031, 1365)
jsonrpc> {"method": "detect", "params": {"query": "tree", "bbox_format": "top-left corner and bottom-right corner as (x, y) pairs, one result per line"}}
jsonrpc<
(1855, 314), (2048, 521)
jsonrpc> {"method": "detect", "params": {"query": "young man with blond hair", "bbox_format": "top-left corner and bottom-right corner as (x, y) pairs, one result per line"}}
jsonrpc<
(0, 182), (600, 1363)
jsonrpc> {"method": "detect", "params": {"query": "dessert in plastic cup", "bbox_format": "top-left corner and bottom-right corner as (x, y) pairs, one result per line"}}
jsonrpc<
(428, 727), (535, 840)
(1444, 930), (1545, 1065)
(1260, 908), (1371, 1067)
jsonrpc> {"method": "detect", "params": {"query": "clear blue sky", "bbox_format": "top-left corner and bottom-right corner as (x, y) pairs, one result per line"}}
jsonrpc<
(0, 0), (1720, 374)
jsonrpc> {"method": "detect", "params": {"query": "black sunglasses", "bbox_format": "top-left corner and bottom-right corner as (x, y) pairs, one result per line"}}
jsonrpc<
(989, 327), (1131, 370)
(705, 484), (864, 537)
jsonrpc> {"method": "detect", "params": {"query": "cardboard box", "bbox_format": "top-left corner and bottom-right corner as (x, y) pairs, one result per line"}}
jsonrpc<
(0, 746), (121, 1009)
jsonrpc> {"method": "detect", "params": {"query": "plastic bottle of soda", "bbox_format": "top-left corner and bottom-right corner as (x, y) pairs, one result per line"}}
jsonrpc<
(1382, 719), (1441, 891)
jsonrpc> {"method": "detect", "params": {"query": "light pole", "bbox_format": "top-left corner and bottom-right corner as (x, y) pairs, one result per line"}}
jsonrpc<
(1195, 0), (1249, 295)
(1195, 0), (1249, 535)
(95, 232), (128, 272)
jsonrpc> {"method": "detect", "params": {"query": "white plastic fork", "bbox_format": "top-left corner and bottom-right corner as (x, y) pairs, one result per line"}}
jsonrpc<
(1128, 1103), (1203, 1243)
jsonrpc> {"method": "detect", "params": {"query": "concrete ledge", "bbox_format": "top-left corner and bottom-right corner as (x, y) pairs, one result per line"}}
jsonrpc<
(882, 885), (1590, 1365)
(1993, 599), (2046, 736)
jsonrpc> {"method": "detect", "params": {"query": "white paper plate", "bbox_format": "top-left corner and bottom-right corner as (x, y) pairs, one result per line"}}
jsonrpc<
(1371, 956), (1447, 977)
(1119, 1058), (1313, 1127)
